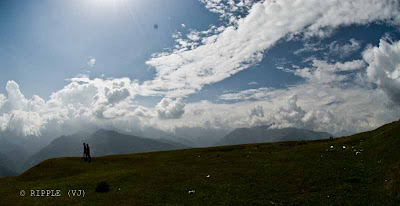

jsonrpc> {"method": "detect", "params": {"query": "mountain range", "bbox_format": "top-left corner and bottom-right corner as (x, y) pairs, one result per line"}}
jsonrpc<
(1, 125), (333, 176)
(21, 129), (186, 172)
(216, 125), (332, 146)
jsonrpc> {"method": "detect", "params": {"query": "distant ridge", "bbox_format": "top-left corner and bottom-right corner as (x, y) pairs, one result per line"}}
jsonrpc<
(86, 129), (180, 156)
(216, 125), (332, 146)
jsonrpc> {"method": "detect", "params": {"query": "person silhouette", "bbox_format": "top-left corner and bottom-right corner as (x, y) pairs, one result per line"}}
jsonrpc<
(86, 143), (91, 163)
(83, 143), (87, 161)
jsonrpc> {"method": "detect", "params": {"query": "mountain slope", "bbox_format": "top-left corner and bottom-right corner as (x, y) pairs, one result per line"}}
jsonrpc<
(22, 130), (183, 171)
(0, 138), (30, 173)
(130, 127), (195, 148)
(173, 127), (231, 147)
(0, 131), (53, 155)
(0, 153), (16, 177)
(217, 125), (332, 146)
(22, 133), (87, 171)
(86, 129), (179, 156)
(0, 165), (16, 177)
(1, 120), (399, 205)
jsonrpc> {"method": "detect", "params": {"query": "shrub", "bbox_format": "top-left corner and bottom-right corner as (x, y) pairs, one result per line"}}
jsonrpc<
(95, 181), (110, 193)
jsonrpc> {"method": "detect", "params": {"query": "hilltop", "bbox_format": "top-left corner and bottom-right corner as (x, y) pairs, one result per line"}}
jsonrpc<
(0, 120), (399, 205)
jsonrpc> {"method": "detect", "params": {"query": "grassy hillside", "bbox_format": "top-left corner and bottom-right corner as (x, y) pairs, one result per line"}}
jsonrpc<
(0, 120), (399, 205)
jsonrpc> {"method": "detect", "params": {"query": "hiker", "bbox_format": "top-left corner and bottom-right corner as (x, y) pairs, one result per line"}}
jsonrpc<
(83, 143), (87, 161)
(86, 143), (91, 163)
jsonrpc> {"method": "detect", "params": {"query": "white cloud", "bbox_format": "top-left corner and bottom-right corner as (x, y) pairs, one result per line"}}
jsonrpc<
(132, 106), (155, 118)
(220, 88), (272, 101)
(249, 105), (264, 118)
(0, 81), (46, 136)
(363, 39), (400, 105)
(181, 24), (186, 28)
(88, 58), (96, 67)
(5, 80), (27, 110)
(295, 38), (362, 58)
(288, 59), (366, 84)
(155, 98), (185, 120)
(216, 53), (400, 136)
(6, 110), (44, 136)
(248, 81), (258, 86)
(0, 1), (400, 139)
(145, 0), (400, 97)
(328, 39), (362, 58)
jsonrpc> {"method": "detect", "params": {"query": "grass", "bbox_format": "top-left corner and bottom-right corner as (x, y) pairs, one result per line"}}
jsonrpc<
(0, 120), (399, 205)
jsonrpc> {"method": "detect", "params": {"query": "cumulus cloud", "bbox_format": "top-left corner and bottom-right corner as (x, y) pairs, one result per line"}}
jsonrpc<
(247, 105), (267, 126)
(249, 105), (264, 118)
(132, 106), (155, 118)
(265, 95), (341, 134)
(5, 81), (27, 110)
(216, 48), (400, 136)
(0, 77), (143, 136)
(363, 39), (400, 105)
(155, 98), (185, 120)
(0, 81), (46, 136)
(6, 111), (44, 136)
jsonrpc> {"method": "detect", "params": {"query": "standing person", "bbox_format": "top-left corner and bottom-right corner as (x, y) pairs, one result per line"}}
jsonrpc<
(83, 143), (87, 161)
(86, 143), (91, 163)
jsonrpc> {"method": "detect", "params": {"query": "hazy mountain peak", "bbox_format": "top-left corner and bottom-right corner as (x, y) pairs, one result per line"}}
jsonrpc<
(217, 126), (331, 146)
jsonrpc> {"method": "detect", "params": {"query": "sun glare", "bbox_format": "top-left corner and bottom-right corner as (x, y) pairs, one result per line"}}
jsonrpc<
(89, 0), (121, 9)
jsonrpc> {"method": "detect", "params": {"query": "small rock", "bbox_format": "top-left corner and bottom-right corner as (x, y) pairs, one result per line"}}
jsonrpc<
(206, 175), (210, 178)
(330, 145), (334, 149)
(188, 190), (195, 194)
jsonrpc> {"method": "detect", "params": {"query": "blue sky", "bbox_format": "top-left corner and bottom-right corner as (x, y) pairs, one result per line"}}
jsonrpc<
(0, 0), (218, 99)
(1, 0), (400, 137)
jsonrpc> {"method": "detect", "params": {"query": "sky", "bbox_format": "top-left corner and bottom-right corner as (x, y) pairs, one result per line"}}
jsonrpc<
(0, 0), (400, 138)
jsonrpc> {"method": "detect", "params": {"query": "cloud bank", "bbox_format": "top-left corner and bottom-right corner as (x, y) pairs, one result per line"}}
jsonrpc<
(0, 0), (400, 138)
